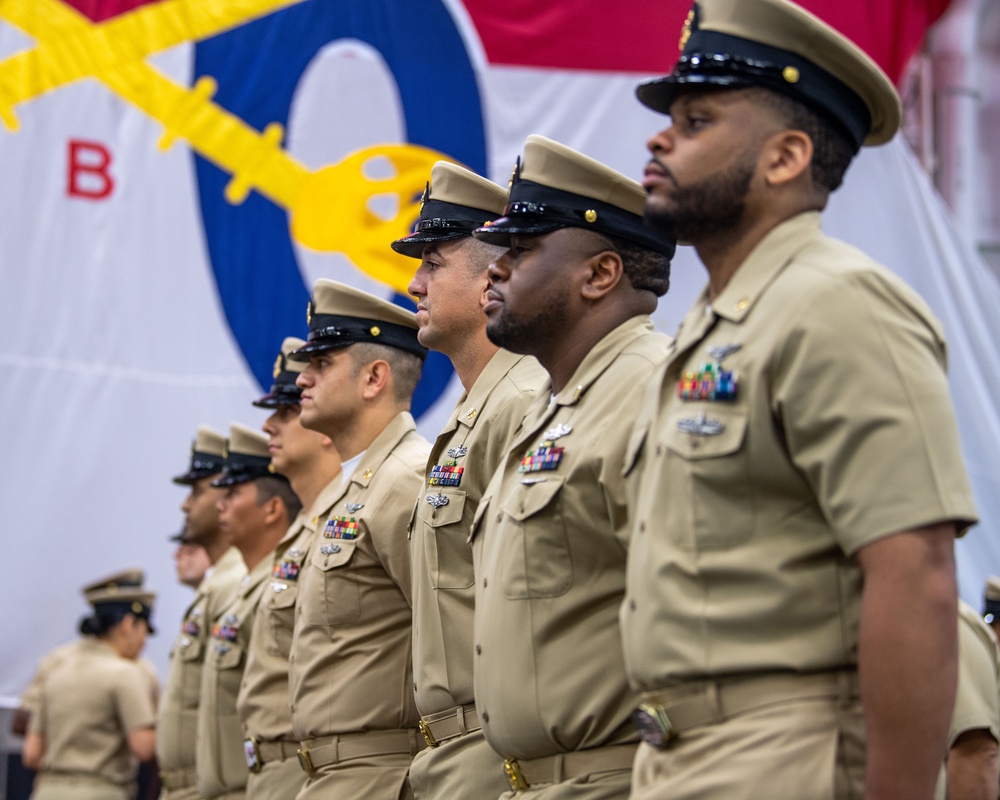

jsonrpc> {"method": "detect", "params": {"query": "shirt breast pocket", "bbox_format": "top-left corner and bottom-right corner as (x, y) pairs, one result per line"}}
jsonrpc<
(663, 407), (753, 551)
(417, 489), (472, 590)
(499, 476), (572, 600)
(265, 582), (299, 657)
(306, 539), (361, 626)
(211, 641), (245, 671)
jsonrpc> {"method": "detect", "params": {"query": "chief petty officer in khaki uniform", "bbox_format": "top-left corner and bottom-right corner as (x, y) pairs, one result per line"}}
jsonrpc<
(197, 424), (301, 800)
(393, 162), (546, 800)
(620, 1), (978, 797)
(159, 426), (246, 800)
(288, 280), (431, 800)
(17, 571), (155, 737)
(23, 577), (158, 800)
(236, 338), (342, 800)
(468, 134), (675, 799)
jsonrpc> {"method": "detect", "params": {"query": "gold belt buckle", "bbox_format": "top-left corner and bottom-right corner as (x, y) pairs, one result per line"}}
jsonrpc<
(634, 702), (676, 749)
(296, 747), (314, 776)
(418, 719), (439, 748)
(243, 736), (262, 773)
(503, 758), (529, 792)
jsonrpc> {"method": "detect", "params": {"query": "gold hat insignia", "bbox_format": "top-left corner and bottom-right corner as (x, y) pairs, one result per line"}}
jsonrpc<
(679, 9), (694, 52)
(272, 354), (282, 379)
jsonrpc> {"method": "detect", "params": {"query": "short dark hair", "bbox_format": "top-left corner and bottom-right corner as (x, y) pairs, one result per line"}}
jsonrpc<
(348, 343), (424, 404)
(464, 237), (506, 275)
(255, 476), (301, 525)
(585, 231), (671, 297)
(746, 87), (855, 193)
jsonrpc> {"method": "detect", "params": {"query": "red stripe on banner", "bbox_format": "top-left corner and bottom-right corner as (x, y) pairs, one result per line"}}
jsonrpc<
(60, 0), (163, 23)
(461, 0), (953, 85)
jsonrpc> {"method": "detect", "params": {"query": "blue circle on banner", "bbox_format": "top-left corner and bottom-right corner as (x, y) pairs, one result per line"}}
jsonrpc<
(192, 0), (486, 418)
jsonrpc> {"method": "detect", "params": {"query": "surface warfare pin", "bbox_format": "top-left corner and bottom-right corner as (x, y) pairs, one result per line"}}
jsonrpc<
(426, 493), (449, 508)
(519, 423), (572, 474)
(324, 516), (359, 540)
(345, 502), (364, 514)
(677, 344), (740, 401)
(676, 413), (726, 436)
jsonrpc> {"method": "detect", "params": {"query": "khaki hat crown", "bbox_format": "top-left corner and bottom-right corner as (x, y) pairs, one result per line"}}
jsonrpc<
(290, 280), (427, 361)
(985, 576), (1000, 602)
(212, 422), (278, 487)
(520, 135), (647, 216)
(194, 425), (227, 458)
(428, 162), (508, 216)
(473, 135), (676, 263)
(173, 424), (226, 485)
(254, 336), (306, 408)
(636, 0), (901, 149)
(392, 162), (507, 258)
(226, 422), (270, 460)
(81, 568), (145, 603)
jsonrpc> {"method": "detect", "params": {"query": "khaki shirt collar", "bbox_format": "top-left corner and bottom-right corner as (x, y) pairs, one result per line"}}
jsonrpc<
(711, 211), (823, 323)
(671, 212), (822, 360)
(552, 315), (656, 408)
(446, 349), (530, 433)
(348, 411), (416, 489)
(239, 557), (272, 599)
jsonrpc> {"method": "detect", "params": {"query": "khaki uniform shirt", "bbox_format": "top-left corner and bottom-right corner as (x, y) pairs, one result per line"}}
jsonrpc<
(622, 212), (978, 688)
(950, 600), (1000, 746)
(158, 547), (247, 772)
(197, 559), (271, 799)
(237, 477), (342, 742)
(411, 350), (545, 716)
(471, 317), (670, 760)
(31, 638), (157, 786)
(290, 412), (430, 740)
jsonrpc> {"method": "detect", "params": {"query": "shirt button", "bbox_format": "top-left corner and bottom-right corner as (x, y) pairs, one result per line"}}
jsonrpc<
(629, 599), (637, 611)
(413, 683), (417, 692)
(475, 644), (482, 655)
(481, 711), (489, 723)
(482, 578), (488, 588)
(656, 444), (663, 456)
(639, 522), (646, 533)
(495, 512), (502, 523)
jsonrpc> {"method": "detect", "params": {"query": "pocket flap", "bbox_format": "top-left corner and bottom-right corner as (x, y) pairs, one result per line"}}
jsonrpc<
(177, 638), (203, 662)
(267, 581), (298, 610)
(503, 475), (565, 522)
(212, 642), (244, 670)
(469, 493), (492, 543)
(417, 489), (467, 528)
(310, 538), (358, 571)
(665, 408), (748, 460)
(623, 419), (650, 478)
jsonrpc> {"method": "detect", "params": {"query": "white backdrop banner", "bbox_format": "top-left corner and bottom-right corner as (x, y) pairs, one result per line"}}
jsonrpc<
(0, 0), (996, 704)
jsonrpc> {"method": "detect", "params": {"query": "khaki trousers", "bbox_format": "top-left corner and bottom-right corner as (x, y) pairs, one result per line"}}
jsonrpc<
(409, 730), (508, 800)
(295, 752), (412, 800)
(31, 774), (131, 800)
(630, 695), (868, 800)
(245, 757), (305, 800)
